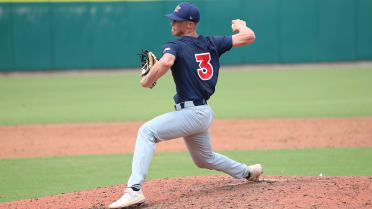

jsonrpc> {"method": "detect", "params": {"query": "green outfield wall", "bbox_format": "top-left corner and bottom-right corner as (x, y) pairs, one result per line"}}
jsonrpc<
(0, 0), (372, 71)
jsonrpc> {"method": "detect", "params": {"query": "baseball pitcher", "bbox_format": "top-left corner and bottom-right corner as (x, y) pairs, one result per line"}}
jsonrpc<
(109, 2), (262, 208)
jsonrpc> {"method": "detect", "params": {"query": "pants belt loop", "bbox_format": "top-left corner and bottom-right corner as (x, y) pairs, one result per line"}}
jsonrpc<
(175, 103), (182, 111)
(184, 101), (194, 108)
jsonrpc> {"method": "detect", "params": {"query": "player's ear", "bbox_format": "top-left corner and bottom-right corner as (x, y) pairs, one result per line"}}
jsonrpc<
(185, 21), (191, 31)
(187, 21), (197, 31)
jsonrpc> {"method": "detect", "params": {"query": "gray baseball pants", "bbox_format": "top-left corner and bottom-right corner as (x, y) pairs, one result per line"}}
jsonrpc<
(127, 104), (249, 190)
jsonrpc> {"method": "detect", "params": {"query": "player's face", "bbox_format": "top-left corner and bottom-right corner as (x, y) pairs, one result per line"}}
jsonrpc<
(171, 20), (187, 37)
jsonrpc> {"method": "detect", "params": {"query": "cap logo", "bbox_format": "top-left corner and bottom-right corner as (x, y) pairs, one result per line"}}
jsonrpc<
(174, 5), (181, 13)
(190, 16), (193, 20)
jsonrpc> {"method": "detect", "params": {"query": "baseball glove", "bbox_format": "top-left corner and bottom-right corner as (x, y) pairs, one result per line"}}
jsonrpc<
(138, 49), (157, 88)
(139, 49), (158, 77)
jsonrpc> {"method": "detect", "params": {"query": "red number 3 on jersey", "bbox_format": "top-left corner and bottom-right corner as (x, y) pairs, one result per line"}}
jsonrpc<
(195, 53), (213, 80)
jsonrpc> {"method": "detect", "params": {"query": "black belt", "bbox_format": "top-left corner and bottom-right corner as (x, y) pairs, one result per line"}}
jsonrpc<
(174, 99), (208, 111)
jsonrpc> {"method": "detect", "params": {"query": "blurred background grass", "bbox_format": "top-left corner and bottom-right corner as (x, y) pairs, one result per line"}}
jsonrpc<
(1, 67), (372, 125)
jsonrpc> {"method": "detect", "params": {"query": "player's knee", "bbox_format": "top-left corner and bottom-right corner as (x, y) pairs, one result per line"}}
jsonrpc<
(138, 124), (156, 143)
(194, 160), (208, 169)
(194, 155), (216, 169)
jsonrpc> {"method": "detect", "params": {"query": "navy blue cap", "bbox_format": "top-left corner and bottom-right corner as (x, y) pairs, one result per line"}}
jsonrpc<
(165, 2), (200, 22)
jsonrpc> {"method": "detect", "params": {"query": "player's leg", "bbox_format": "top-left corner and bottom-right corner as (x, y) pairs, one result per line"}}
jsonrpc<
(184, 130), (250, 179)
(127, 106), (212, 190)
(109, 108), (209, 208)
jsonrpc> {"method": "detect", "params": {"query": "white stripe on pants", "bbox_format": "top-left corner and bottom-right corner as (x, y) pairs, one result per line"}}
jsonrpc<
(127, 104), (249, 189)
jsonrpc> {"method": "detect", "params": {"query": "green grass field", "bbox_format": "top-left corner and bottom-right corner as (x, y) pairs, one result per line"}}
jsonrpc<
(1, 147), (372, 202)
(1, 67), (372, 125)
(1, 67), (372, 202)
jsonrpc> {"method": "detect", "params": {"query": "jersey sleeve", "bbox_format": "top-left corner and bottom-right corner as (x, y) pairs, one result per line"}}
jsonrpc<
(162, 42), (178, 57)
(211, 36), (233, 56)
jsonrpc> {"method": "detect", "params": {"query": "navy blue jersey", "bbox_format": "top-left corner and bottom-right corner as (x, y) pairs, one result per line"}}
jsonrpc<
(162, 35), (232, 104)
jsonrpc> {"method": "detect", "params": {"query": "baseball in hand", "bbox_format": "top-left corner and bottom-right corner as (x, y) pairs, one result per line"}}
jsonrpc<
(232, 23), (238, 33)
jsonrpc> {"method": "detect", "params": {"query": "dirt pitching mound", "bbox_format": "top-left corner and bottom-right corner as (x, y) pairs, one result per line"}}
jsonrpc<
(2, 175), (371, 209)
